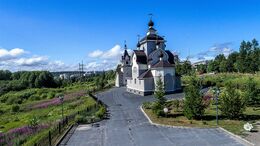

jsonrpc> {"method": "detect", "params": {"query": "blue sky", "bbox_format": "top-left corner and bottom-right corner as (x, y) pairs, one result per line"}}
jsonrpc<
(0, 0), (260, 71)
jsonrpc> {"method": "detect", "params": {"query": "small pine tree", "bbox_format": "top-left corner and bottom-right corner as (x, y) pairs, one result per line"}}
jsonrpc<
(152, 75), (166, 116)
(183, 76), (205, 120)
(154, 75), (166, 105)
(220, 83), (246, 119)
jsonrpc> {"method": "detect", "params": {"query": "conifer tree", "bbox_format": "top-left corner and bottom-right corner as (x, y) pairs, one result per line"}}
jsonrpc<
(183, 76), (205, 120)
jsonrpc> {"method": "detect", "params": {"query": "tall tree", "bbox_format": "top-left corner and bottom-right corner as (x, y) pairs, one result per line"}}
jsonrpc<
(183, 76), (205, 119)
(226, 52), (239, 72)
(219, 59), (227, 72)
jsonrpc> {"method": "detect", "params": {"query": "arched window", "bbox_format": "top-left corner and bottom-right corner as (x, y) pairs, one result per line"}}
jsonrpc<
(134, 79), (136, 84)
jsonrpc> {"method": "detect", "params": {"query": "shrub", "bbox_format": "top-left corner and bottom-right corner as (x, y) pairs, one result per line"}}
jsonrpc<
(6, 95), (22, 104)
(28, 116), (39, 129)
(152, 102), (164, 117)
(220, 83), (246, 119)
(47, 92), (56, 99)
(0, 108), (4, 114)
(29, 95), (41, 101)
(75, 115), (84, 123)
(172, 100), (180, 111)
(95, 106), (106, 119)
(11, 104), (20, 112)
(244, 77), (260, 106)
(143, 102), (153, 109)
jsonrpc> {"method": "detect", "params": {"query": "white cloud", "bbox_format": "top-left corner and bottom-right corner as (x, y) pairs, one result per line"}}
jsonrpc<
(0, 47), (73, 72)
(84, 60), (117, 71)
(14, 56), (48, 66)
(85, 44), (127, 71)
(101, 45), (121, 59)
(184, 42), (233, 63)
(0, 45), (125, 72)
(0, 48), (25, 60)
(88, 44), (124, 59)
(88, 50), (103, 58)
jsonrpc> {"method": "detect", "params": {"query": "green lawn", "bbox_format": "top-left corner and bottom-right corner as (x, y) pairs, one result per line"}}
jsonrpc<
(143, 104), (260, 136)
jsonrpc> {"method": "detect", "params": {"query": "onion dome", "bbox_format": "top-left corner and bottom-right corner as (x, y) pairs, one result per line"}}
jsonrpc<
(148, 19), (154, 27)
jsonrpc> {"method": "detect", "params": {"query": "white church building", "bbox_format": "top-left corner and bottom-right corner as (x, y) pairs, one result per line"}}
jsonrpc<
(115, 19), (181, 96)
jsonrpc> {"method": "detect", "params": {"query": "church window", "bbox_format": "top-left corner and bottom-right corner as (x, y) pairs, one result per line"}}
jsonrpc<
(126, 61), (128, 64)
(134, 79), (136, 84)
(133, 67), (137, 74)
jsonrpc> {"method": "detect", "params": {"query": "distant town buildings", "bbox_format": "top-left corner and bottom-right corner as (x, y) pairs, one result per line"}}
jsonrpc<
(51, 71), (103, 79)
(115, 19), (181, 96)
(192, 60), (209, 68)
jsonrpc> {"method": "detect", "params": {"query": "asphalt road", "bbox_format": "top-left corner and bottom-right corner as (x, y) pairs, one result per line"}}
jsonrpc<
(61, 87), (244, 146)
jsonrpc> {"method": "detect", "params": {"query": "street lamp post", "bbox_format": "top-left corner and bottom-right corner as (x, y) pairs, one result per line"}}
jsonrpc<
(213, 87), (220, 126)
(58, 95), (64, 123)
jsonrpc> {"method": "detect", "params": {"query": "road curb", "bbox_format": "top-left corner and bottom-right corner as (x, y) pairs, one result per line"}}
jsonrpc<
(218, 127), (255, 146)
(140, 106), (195, 129)
(140, 106), (254, 146)
(55, 124), (75, 146)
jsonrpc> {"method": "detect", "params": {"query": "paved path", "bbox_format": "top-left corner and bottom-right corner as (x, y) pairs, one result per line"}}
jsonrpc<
(61, 87), (244, 146)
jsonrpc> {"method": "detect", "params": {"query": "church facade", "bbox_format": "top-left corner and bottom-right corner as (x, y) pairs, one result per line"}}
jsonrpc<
(115, 19), (181, 96)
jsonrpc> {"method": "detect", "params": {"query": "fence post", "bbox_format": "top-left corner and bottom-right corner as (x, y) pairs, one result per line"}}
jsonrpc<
(49, 131), (51, 146)
(59, 122), (61, 134)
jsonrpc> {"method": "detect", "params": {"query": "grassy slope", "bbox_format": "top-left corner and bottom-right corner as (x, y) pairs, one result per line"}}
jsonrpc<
(0, 96), (96, 132)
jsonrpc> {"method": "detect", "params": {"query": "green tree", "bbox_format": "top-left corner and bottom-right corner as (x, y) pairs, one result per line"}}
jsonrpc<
(154, 75), (166, 105)
(152, 75), (167, 117)
(207, 60), (216, 73)
(197, 64), (207, 74)
(176, 60), (192, 75)
(226, 52), (239, 72)
(237, 41), (250, 73)
(0, 70), (12, 80)
(244, 77), (260, 106)
(219, 59), (227, 72)
(214, 54), (226, 72)
(220, 83), (246, 119)
(183, 76), (205, 119)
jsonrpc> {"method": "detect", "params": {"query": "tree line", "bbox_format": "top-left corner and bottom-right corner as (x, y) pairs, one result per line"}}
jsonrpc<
(0, 71), (58, 95)
(176, 39), (260, 75)
(0, 70), (116, 96)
